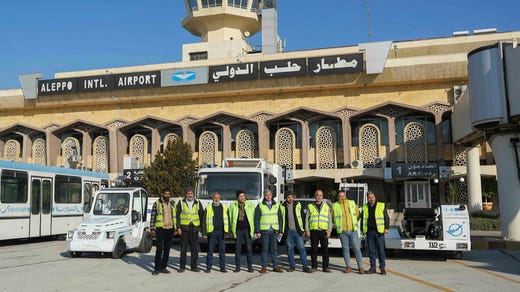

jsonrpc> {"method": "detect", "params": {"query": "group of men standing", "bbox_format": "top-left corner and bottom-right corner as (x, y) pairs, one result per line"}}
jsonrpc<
(150, 187), (389, 276)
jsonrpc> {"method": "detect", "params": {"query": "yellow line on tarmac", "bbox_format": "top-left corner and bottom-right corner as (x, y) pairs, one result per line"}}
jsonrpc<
(449, 259), (520, 285)
(363, 262), (454, 292)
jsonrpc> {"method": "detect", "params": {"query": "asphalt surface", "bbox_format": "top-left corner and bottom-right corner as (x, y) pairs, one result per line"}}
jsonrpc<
(0, 238), (519, 292)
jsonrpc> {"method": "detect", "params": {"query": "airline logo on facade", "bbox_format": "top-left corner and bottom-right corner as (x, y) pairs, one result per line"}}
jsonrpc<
(161, 67), (208, 87)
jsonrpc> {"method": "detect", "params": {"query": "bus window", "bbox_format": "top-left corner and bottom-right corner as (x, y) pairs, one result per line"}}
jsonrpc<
(84, 183), (92, 213)
(55, 175), (82, 204)
(31, 180), (41, 215)
(42, 180), (52, 214)
(1, 170), (28, 203)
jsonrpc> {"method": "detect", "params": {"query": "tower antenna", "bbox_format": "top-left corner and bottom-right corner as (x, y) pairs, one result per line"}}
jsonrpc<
(366, 0), (373, 41)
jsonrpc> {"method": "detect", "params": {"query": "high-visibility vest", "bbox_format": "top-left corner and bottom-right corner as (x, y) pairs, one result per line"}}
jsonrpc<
(259, 203), (281, 231)
(281, 202), (304, 231)
(308, 203), (330, 231)
(362, 202), (385, 233)
(155, 200), (176, 228)
(332, 200), (358, 233)
(205, 204), (229, 233)
(229, 201), (255, 238)
(179, 200), (201, 226)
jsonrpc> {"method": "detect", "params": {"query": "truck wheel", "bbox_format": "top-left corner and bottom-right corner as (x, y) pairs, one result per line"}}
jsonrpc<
(70, 251), (82, 258)
(112, 238), (125, 259)
(139, 230), (153, 253)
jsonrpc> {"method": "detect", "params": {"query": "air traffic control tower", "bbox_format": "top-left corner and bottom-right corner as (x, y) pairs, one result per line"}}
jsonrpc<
(182, 0), (280, 61)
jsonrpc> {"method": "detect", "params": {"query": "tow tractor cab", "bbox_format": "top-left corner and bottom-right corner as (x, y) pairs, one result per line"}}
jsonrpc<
(195, 158), (285, 208)
(66, 187), (153, 259)
(385, 205), (471, 255)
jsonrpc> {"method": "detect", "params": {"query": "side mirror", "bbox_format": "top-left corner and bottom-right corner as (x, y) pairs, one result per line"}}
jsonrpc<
(269, 175), (277, 184)
(131, 210), (139, 224)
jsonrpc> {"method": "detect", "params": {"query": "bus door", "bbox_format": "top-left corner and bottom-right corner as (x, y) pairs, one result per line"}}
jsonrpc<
(30, 177), (52, 237)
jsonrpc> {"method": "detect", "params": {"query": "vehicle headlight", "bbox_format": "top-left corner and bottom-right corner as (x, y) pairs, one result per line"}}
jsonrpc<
(106, 231), (116, 239)
(67, 231), (74, 239)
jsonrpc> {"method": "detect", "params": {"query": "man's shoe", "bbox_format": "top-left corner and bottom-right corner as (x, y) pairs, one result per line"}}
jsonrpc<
(303, 267), (312, 273)
(234, 268), (241, 273)
(152, 270), (160, 275)
(381, 269), (387, 275)
(178, 268), (185, 273)
(247, 267), (254, 273)
(288, 266), (295, 272)
(323, 268), (332, 273)
(260, 267), (267, 273)
(220, 269), (227, 273)
(310, 268), (317, 273)
(273, 266), (284, 273)
(358, 268), (366, 274)
(192, 268), (200, 272)
(343, 266), (352, 273)
(160, 269), (171, 274)
(204, 269), (210, 273)
(367, 268), (376, 274)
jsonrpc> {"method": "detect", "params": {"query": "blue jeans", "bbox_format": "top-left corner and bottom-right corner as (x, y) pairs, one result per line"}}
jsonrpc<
(339, 231), (363, 269)
(286, 230), (308, 268)
(261, 230), (279, 268)
(206, 230), (226, 270)
(235, 229), (253, 268)
(366, 230), (386, 270)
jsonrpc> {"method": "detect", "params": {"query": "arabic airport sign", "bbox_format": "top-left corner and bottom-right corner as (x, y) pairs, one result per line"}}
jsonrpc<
(161, 67), (208, 87)
(209, 63), (258, 83)
(392, 162), (438, 178)
(260, 58), (307, 79)
(308, 53), (364, 75)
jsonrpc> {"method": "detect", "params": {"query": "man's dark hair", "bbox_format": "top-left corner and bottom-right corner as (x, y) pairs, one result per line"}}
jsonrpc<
(236, 189), (246, 198)
(162, 187), (170, 194)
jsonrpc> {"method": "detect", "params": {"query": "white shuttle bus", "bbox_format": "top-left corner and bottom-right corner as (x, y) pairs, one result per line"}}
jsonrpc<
(0, 160), (109, 241)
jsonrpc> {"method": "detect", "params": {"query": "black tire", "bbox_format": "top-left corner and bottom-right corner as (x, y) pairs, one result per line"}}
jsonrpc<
(138, 230), (153, 253)
(112, 238), (125, 259)
(70, 251), (82, 258)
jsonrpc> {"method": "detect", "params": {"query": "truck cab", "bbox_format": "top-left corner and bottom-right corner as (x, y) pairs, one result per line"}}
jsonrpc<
(66, 187), (153, 259)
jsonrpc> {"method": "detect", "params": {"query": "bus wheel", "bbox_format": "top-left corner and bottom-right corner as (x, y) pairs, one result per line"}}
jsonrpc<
(70, 251), (82, 258)
(139, 230), (153, 253)
(112, 238), (125, 259)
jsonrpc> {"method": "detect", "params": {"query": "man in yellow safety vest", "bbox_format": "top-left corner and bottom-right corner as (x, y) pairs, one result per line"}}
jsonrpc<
(254, 190), (284, 273)
(202, 192), (229, 273)
(176, 188), (203, 273)
(230, 190), (255, 273)
(305, 189), (333, 273)
(150, 188), (176, 275)
(361, 191), (389, 275)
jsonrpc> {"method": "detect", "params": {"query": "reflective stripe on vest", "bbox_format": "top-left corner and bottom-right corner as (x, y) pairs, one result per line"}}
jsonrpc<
(180, 201), (200, 226)
(205, 204), (229, 233)
(332, 200), (358, 233)
(308, 203), (330, 230)
(155, 200), (175, 228)
(230, 201), (255, 238)
(259, 203), (280, 231)
(362, 202), (385, 233)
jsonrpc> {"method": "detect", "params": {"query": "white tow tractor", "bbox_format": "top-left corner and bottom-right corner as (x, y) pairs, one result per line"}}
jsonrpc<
(67, 187), (153, 259)
(385, 205), (471, 257)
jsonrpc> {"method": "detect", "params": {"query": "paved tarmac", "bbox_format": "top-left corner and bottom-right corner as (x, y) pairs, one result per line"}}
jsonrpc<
(0, 239), (519, 292)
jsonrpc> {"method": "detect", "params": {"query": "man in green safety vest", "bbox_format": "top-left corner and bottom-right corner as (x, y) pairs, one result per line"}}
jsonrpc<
(202, 192), (229, 273)
(332, 190), (365, 274)
(230, 190), (255, 273)
(254, 190), (284, 273)
(176, 188), (203, 273)
(150, 188), (176, 275)
(361, 191), (389, 275)
(305, 189), (332, 273)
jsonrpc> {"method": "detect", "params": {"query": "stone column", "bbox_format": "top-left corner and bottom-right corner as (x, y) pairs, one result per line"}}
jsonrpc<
(222, 125), (232, 160)
(387, 117), (397, 163)
(301, 121), (309, 169)
(150, 128), (161, 162)
(466, 146), (482, 211)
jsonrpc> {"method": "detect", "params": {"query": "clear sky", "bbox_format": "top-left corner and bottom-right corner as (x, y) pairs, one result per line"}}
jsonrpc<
(1, 0), (519, 90)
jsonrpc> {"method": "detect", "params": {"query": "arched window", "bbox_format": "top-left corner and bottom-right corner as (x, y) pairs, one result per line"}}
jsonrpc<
(32, 138), (46, 165)
(93, 136), (109, 172)
(163, 133), (179, 150)
(359, 124), (380, 168)
(61, 137), (80, 166)
(4, 139), (21, 161)
(275, 128), (295, 169)
(236, 129), (255, 158)
(316, 126), (337, 169)
(404, 122), (426, 163)
(129, 134), (148, 164)
(199, 131), (218, 165)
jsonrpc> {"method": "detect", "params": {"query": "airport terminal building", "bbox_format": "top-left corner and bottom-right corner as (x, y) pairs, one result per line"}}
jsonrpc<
(1, 0), (518, 211)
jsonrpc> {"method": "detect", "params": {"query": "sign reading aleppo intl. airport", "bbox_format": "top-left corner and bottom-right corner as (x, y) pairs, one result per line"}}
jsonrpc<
(209, 63), (258, 83)
(308, 53), (364, 75)
(38, 78), (77, 95)
(77, 75), (115, 92)
(260, 58), (307, 79)
(115, 71), (161, 89)
(161, 67), (208, 86)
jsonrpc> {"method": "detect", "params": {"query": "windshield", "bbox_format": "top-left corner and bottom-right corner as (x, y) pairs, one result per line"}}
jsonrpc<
(92, 192), (130, 215)
(196, 172), (262, 200)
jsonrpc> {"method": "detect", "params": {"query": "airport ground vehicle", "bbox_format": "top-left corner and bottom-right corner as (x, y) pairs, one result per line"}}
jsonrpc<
(66, 187), (152, 258)
(0, 160), (109, 241)
(385, 204), (471, 257)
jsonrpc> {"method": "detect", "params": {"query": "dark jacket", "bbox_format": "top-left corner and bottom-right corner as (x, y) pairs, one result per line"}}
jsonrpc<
(282, 200), (305, 235)
(254, 200), (284, 234)
(360, 202), (390, 233)
(201, 203), (231, 236)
